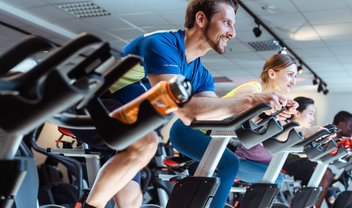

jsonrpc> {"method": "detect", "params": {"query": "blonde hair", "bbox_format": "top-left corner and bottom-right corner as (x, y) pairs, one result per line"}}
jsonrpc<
(260, 54), (297, 83)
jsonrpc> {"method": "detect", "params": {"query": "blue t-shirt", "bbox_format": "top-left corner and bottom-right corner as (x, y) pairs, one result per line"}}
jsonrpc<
(110, 30), (214, 104)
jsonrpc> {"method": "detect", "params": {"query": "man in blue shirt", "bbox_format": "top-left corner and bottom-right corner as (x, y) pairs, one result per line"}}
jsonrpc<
(110, 29), (214, 104)
(84, 0), (298, 207)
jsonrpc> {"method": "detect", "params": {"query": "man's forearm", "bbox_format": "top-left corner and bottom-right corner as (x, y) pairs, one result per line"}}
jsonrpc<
(176, 95), (253, 125)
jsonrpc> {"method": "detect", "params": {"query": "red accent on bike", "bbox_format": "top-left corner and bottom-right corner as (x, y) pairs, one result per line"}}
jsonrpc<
(74, 202), (82, 208)
(58, 126), (76, 138)
(163, 158), (179, 167)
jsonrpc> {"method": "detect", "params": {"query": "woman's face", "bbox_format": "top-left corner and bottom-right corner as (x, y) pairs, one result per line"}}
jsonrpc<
(294, 104), (315, 127)
(271, 64), (297, 93)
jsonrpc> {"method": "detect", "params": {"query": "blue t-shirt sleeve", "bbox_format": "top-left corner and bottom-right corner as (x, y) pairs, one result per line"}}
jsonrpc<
(195, 65), (215, 93)
(140, 36), (181, 75)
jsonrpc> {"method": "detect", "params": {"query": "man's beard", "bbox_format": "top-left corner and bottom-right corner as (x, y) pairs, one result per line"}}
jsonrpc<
(203, 23), (225, 54)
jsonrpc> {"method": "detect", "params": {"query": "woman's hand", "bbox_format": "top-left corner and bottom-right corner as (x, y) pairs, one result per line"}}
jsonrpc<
(252, 91), (298, 121)
(276, 98), (298, 121)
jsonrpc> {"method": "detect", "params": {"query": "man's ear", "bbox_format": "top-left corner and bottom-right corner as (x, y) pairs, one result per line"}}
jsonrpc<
(195, 11), (207, 28)
(268, 68), (276, 80)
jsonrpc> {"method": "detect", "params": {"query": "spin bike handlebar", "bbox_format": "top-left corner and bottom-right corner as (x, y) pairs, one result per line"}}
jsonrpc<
(294, 128), (332, 148)
(190, 103), (271, 130)
(49, 54), (143, 129)
(290, 125), (347, 162)
(51, 74), (192, 151)
(0, 33), (109, 134)
(0, 35), (54, 76)
(190, 103), (285, 149)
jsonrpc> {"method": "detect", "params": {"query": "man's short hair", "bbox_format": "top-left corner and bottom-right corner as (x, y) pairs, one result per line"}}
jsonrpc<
(184, 0), (239, 29)
(333, 111), (352, 125)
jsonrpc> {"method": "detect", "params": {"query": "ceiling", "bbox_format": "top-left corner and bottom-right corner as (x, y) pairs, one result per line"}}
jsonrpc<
(1, 0), (352, 94)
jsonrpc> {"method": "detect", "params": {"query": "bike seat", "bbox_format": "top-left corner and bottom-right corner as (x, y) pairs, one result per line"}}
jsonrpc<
(163, 156), (195, 172)
(58, 126), (76, 138)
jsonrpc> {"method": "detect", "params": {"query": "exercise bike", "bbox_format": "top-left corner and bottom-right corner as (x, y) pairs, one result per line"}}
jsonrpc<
(165, 104), (302, 208)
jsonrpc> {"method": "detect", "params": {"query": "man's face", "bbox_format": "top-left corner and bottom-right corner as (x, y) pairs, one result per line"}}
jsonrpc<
(203, 3), (236, 54)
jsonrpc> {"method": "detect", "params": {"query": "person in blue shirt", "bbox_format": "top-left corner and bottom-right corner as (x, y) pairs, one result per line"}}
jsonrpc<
(83, 0), (298, 208)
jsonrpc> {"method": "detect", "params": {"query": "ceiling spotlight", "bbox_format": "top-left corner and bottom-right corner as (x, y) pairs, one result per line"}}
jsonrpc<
(297, 65), (304, 74)
(253, 27), (262, 38)
(279, 47), (287, 54)
(323, 88), (329, 95)
(252, 20), (262, 38)
(317, 84), (323, 93)
(312, 77), (319, 85)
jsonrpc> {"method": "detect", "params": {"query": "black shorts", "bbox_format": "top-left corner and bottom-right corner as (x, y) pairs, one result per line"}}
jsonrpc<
(283, 154), (316, 185)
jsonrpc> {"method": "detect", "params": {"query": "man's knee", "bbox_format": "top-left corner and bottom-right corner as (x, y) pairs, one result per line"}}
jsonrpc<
(126, 132), (158, 167)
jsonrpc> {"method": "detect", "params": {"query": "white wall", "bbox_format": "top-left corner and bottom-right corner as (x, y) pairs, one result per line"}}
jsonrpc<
(288, 85), (352, 126)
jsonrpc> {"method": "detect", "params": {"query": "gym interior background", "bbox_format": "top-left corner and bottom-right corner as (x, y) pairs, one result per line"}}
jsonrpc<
(1, 0), (352, 126)
(1, 0), (352, 207)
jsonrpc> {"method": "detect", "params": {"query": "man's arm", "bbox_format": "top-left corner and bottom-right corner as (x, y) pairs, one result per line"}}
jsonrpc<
(175, 91), (253, 125)
(148, 74), (286, 125)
